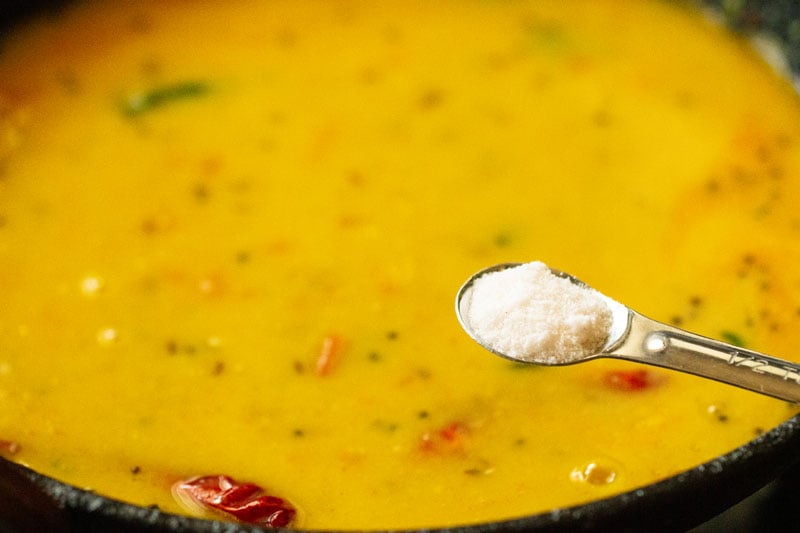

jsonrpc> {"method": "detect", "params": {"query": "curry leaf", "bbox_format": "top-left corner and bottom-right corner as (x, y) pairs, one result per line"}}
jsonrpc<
(121, 81), (211, 117)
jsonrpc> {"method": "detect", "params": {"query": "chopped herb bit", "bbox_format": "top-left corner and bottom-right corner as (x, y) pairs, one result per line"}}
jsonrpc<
(675, 91), (695, 109)
(494, 232), (512, 247)
(56, 71), (81, 95)
(464, 459), (494, 476)
(140, 218), (158, 235)
(592, 109), (611, 127)
(417, 410), (430, 419)
(386, 330), (398, 340)
(165, 339), (200, 355)
(235, 251), (251, 264)
(367, 351), (382, 362)
(211, 361), (225, 375)
(292, 429), (305, 438)
(346, 170), (366, 187)
(514, 437), (526, 446)
(293, 360), (305, 374)
(192, 182), (210, 203)
(418, 88), (444, 110)
(359, 66), (381, 85)
(275, 27), (298, 48)
(121, 81), (211, 117)
(372, 420), (399, 432)
(707, 404), (729, 423)
(130, 466), (142, 475)
(721, 331), (745, 347)
(524, 20), (568, 51)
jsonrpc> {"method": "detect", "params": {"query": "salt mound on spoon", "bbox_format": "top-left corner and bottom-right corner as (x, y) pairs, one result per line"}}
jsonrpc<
(463, 261), (613, 364)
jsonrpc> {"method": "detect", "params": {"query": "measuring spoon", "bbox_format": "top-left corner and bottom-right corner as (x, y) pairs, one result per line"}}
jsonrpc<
(456, 263), (800, 403)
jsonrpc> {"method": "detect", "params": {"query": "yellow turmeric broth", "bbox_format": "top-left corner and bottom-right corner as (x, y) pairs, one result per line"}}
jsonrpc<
(1, 0), (800, 529)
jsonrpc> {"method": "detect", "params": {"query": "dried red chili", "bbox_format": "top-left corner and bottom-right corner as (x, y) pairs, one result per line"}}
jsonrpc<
(172, 475), (296, 528)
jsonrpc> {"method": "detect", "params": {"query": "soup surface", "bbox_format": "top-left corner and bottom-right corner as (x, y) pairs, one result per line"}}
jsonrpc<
(1, 0), (800, 529)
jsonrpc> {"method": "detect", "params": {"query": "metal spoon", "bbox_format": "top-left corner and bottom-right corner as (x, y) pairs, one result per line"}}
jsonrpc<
(456, 263), (800, 403)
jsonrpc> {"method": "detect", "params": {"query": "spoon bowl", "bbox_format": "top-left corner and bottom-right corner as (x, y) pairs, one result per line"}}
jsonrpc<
(456, 262), (631, 362)
(456, 262), (800, 403)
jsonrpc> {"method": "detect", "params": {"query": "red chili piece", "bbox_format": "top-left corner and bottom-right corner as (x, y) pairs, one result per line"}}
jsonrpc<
(173, 475), (296, 528)
(0, 440), (20, 456)
(438, 422), (467, 442)
(604, 369), (654, 391)
(315, 335), (344, 376)
(420, 421), (469, 453)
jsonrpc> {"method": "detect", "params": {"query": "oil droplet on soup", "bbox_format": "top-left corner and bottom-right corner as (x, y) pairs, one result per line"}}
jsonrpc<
(1, 0), (800, 530)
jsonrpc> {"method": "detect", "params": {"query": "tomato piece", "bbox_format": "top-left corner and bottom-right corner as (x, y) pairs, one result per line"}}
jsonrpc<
(438, 422), (467, 442)
(315, 335), (344, 376)
(419, 421), (469, 454)
(173, 475), (296, 528)
(0, 440), (20, 456)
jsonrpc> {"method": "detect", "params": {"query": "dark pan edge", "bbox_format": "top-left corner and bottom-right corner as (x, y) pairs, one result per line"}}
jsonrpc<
(2, 0), (800, 531)
(1, 411), (799, 532)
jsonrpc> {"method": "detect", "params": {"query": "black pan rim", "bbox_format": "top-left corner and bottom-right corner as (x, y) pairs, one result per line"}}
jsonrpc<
(2, 0), (800, 531)
(3, 410), (799, 532)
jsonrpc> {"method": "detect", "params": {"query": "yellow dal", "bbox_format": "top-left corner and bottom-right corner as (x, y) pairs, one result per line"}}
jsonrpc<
(1, 0), (800, 529)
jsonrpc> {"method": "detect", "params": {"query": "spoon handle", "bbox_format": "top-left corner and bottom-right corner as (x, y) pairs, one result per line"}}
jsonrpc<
(608, 311), (800, 403)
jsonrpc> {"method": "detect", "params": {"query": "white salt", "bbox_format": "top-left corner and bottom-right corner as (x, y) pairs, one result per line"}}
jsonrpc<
(463, 261), (613, 364)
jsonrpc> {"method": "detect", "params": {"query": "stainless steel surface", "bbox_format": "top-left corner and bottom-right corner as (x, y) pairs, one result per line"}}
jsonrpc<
(606, 307), (800, 403)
